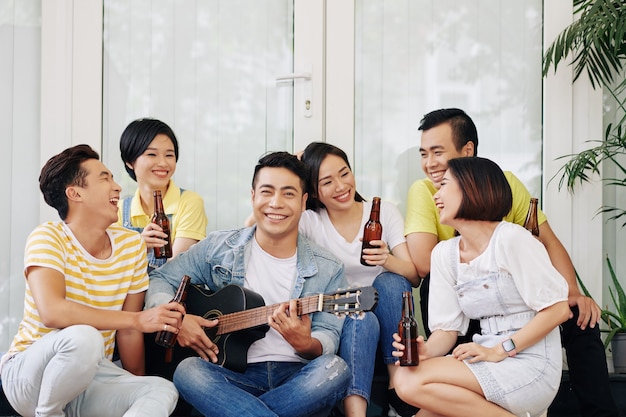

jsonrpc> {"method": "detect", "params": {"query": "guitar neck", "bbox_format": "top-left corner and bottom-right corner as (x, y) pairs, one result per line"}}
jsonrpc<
(216, 294), (323, 335)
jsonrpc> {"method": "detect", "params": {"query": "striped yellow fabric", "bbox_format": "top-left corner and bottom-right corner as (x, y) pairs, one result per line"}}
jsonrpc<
(7, 222), (148, 359)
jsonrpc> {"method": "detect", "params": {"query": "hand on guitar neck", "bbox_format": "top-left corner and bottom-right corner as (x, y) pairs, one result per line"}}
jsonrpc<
(159, 284), (378, 373)
(268, 299), (320, 359)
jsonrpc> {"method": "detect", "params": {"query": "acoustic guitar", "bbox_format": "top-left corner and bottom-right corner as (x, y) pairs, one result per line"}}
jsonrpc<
(147, 284), (378, 374)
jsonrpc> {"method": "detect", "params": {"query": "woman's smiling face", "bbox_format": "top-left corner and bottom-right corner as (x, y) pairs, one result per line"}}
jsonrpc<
(433, 169), (462, 226)
(128, 134), (177, 189)
(316, 154), (357, 211)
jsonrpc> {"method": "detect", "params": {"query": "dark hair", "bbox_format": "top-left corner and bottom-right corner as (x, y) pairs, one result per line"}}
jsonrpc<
(300, 142), (365, 211)
(39, 144), (100, 220)
(447, 157), (512, 221)
(418, 108), (478, 156)
(119, 118), (179, 181)
(252, 151), (309, 194)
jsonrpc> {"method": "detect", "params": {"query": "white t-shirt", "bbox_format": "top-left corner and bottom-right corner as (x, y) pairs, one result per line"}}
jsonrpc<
(299, 200), (406, 287)
(244, 237), (301, 363)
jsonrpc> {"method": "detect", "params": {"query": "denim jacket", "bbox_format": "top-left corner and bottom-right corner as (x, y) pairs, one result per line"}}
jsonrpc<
(146, 226), (347, 355)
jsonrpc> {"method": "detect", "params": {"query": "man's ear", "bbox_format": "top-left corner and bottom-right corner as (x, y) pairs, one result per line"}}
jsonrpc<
(65, 186), (81, 202)
(462, 141), (475, 157)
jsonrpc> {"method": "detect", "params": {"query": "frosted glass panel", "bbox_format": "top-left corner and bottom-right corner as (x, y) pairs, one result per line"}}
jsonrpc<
(0, 0), (42, 351)
(354, 0), (543, 214)
(102, 0), (294, 231)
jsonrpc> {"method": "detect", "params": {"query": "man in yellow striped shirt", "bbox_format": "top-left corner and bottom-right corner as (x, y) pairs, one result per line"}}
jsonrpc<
(1, 145), (185, 417)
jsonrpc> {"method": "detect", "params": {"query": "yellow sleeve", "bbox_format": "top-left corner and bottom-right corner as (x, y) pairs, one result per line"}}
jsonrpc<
(404, 179), (455, 240)
(504, 172), (548, 226)
(174, 190), (208, 241)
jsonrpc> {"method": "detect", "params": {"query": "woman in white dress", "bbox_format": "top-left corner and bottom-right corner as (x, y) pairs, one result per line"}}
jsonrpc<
(391, 156), (570, 417)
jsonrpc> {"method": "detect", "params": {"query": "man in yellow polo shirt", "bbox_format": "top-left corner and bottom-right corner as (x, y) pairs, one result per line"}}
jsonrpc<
(405, 108), (617, 417)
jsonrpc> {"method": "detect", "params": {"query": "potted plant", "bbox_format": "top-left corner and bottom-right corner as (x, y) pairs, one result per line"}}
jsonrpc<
(543, 0), (626, 371)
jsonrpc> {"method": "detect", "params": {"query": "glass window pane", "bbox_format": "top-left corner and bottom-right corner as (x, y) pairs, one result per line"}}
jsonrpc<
(0, 0), (41, 351)
(354, 0), (543, 214)
(102, 0), (294, 231)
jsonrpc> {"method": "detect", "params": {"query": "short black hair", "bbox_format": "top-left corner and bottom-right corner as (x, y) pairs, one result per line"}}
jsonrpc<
(252, 151), (309, 194)
(419, 108), (478, 156)
(120, 118), (179, 181)
(39, 144), (100, 220)
(447, 157), (512, 221)
(301, 141), (365, 211)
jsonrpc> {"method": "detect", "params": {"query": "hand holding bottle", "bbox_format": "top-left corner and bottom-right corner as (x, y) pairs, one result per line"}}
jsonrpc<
(360, 197), (383, 266)
(392, 332), (425, 364)
(360, 239), (391, 266)
(155, 275), (191, 348)
(398, 291), (419, 366)
(152, 190), (172, 258)
(141, 222), (170, 249)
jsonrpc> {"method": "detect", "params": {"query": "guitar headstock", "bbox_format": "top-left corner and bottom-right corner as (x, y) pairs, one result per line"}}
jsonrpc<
(323, 286), (378, 316)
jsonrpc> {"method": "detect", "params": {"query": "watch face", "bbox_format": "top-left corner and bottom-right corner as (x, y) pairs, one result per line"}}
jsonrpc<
(502, 339), (516, 352)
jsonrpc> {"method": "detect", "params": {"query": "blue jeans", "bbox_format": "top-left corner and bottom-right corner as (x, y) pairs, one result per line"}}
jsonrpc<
(338, 272), (413, 402)
(373, 272), (413, 365)
(173, 354), (349, 417)
(1, 325), (178, 417)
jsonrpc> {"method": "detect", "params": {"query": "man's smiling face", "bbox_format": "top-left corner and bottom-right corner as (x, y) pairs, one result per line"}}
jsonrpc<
(419, 122), (473, 189)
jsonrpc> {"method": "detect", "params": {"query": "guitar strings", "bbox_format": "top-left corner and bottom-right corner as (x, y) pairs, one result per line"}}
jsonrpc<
(215, 294), (360, 334)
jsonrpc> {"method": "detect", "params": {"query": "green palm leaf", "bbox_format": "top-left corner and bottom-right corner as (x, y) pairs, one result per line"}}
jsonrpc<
(543, 0), (626, 89)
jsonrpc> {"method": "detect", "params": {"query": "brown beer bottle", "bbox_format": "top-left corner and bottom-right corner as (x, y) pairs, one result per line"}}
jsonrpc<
(152, 190), (172, 258)
(360, 197), (382, 266)
(523, 197), (540, 237)
(155, 275), (191, 348)
(398, 291), (419, 366)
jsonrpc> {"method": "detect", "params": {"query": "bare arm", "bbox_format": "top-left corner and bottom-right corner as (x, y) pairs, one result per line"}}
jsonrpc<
(116, 292), (146, 375)
(452, 301), (571, 363)
(171, 236), (199, 257)
(539, 221), (601, 329)
(28, 266), (185, 333)
(386, 242), (420, 285)
(405, 232), (438, 279)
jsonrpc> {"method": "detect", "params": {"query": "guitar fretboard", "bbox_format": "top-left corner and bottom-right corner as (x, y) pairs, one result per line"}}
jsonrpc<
(216, 294), (337, 335)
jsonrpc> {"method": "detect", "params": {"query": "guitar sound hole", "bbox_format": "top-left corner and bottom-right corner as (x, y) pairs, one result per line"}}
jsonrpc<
(202, 310), (222, 341)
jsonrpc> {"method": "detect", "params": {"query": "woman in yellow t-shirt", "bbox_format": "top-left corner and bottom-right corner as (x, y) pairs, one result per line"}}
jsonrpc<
(118, 118), (208, 271)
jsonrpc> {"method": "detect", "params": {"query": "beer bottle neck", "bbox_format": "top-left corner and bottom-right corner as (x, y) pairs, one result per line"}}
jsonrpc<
(369, 198), (381, 222)
(402, 292), (413, 317)
(153, 191), (165, 215)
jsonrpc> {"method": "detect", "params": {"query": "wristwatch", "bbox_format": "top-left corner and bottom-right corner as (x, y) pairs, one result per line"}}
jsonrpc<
(502, 339), (517, 357)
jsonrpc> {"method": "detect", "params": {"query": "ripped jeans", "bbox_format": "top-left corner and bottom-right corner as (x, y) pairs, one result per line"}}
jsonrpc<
(173, 354), (350, 417)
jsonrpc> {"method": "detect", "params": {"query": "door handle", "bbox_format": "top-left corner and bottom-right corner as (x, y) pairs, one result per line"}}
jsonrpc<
(276, 66), (313, 118)
(275, 72), (311, 82)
